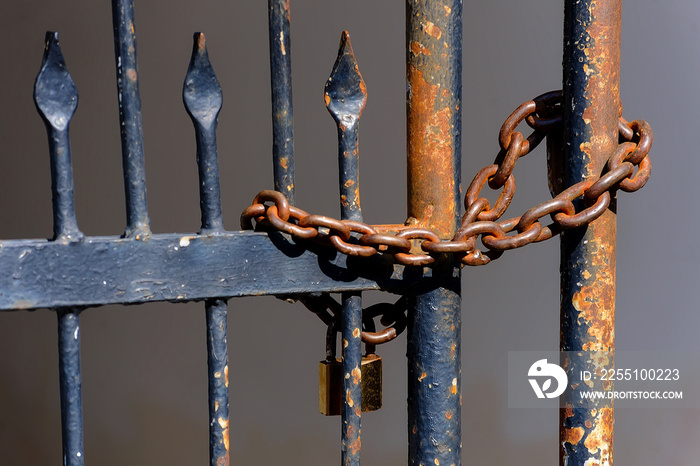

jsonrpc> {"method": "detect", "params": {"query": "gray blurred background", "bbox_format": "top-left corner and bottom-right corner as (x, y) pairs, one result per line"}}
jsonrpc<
(0, 0), (696, 464)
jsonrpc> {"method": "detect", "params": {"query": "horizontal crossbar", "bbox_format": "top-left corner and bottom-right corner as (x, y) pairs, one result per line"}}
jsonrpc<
(0, 231), (443, 311)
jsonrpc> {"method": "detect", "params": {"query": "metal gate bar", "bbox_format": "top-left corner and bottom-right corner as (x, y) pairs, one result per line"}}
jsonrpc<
(406, 1), (462, 465)
(559, 0), (620, 464)
(268, 0), (296, 205)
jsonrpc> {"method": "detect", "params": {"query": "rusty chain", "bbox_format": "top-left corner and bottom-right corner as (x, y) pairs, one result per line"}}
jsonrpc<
(241, 90), (652, 268)
(301, 294), (408, 347)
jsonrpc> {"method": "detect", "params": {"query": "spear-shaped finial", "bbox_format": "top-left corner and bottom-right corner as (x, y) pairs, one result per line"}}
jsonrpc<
(183, 32), (224, 234)
(34, 31), (83, 241)
(35, 32), (78, 131)
(325, 30), (367, 466)
(325, 31), (367, 223)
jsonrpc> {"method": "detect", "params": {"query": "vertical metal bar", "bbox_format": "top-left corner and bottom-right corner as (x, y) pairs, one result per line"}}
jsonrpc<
(559, 1), (620, 465)
(268, 0), (295, 205)
(35, 34), (86, 464)
(112, 0), (150, 238)
(34, 32), (83, 242)
(206, 299), (230, 466)
(406, 1), (462, 465)
(326, 31), (367, 466)
(184, 32), (225, 235)
(340, 292), (362, 465)
(182, 33), (230, 466)
(57, 309), (85, 466)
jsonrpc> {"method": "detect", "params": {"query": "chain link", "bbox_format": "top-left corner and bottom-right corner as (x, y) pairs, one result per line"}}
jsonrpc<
(241, 90), (653, 267)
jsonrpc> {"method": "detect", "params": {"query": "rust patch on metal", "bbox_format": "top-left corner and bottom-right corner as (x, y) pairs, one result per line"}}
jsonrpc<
(572, 267), (615, 352)
(224, 364), (229, 388)
(222, 426), (230, 451)
(346, 389), (354, 408)
(584, 406), (614, 462)
(411, 41), (431, 56)
(563, 426), (585, 446)
(351, 366), (361, 385)
(347, 436), (361, 455)
(407, 65), (457, 237)
(564, 403), (574, 419)
(216, 451), (229, 466)
(421, 21), (442, 39)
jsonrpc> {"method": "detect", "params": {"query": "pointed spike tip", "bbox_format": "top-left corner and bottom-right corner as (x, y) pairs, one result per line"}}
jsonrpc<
(324, 30), (367, 127)
(44, 31), (59, 48)
(340, 30), (351, 48)
(34, 31), (78, 131)
(41, 31), (62, 67)
(194, 32), (206, 51)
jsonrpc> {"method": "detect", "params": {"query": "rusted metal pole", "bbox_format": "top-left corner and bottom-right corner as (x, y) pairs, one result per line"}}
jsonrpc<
(406, 1), (462, 465)
(559, 1), (620, 465)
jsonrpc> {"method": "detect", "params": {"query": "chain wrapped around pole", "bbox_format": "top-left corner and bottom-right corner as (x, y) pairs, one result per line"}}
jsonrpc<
(241, 91), (652, 267)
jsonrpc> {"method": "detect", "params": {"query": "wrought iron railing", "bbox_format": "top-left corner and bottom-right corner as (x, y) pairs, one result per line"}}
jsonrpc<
(1, 1), (652, 465)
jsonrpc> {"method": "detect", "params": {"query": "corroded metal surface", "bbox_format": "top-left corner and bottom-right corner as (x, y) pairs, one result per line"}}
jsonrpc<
(243, 98), (650, 267)
(559, 1), (621, 464)
(406, 1), (462, 465)
(206, 299), (230, 466)
(406, 0), (462, 239)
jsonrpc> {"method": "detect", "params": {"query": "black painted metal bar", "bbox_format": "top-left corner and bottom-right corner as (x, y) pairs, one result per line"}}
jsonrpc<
(326, 32), (366, 224)
(268, 0), (295, 205)
(340, 292), (362, 465)
(57, 308), (84, 466)
(559, 1), (620, 464)
(184, 32), (225, 235)
(111, 0), (150, 238)
(34, 32), (83, 242)
(326, 31), (367, 465)
(0, 232), (448, 310)
(182, 33), (230, 465)
(406, 1), (462, 465)
(205, 299), (229, 466)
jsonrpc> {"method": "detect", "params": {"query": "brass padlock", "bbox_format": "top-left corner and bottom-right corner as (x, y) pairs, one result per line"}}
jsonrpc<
(319, 355), (382, 416)
(319, 323), (382, 415)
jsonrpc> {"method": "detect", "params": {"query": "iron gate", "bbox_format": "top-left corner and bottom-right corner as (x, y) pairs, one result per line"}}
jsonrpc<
(0, 1), (652, 465)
